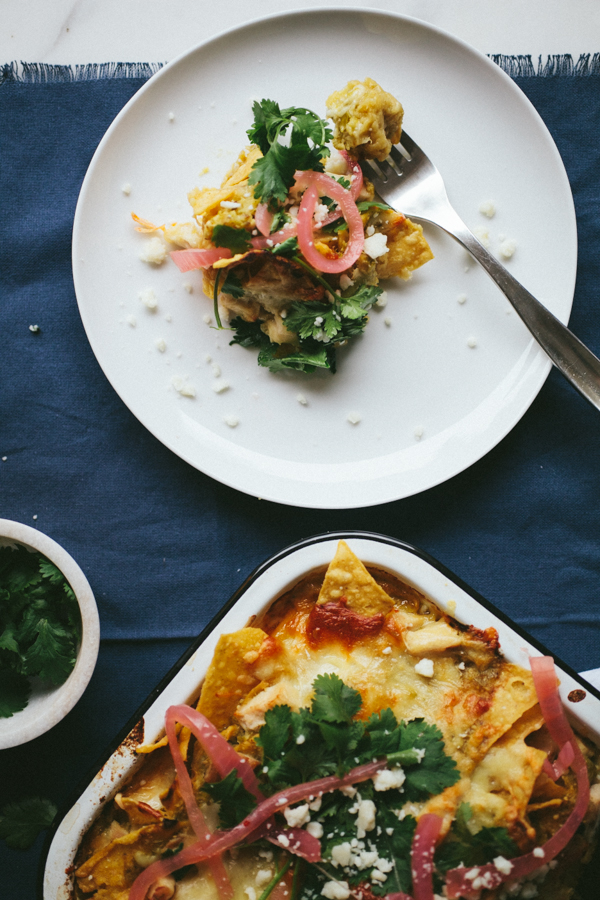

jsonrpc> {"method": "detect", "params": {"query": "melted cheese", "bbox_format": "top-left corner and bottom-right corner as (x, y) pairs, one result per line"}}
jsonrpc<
(75, 542), (595, 900)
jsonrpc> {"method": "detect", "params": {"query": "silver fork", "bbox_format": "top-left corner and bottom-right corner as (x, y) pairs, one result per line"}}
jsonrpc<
(362, 132), (600, 411)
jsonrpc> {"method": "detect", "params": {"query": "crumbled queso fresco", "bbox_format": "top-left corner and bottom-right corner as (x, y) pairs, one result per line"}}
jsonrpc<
(499, 238), (517, 259)
(479, 200), (496, 218)
(363, 232), (388, 259)
(414, 658), (434, 677)
(138, 287), (158, 310)
(171, 376), (196, 398)
(139, 236), (168, 265)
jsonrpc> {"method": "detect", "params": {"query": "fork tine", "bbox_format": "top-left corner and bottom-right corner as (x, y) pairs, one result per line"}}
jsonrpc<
(359, 158), (383, 181)
(376, 157), (398, 180)
(389, 144), (410, 168)
(397, 129), (418, 155)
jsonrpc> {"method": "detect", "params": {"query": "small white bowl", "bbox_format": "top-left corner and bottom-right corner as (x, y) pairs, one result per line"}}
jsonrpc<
(0, 519), (100, 749)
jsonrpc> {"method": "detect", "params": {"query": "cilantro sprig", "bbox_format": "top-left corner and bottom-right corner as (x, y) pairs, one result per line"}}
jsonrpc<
(195, 676), (517, 899)
(253, 674), (459, 897)
(212, 224), (252, 254)
(434, 803), (518, 875)
(203, 769), (257, 829)
(0, 546), (81, 718)
(228, 284), (383, 374)
(247, 100), (333, 207)
(256, 673), (459, 793)
(0, 797), (57, 850)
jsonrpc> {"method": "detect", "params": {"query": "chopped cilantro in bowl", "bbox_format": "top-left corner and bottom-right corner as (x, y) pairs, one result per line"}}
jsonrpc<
(0, 519), (99, 748)
(0, 544), (82, 718)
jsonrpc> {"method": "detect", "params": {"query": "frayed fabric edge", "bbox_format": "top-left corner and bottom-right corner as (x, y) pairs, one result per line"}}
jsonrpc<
(491, 52), (600, 76)
(0, 61), (165, 85)
(2, 54), (600, 85)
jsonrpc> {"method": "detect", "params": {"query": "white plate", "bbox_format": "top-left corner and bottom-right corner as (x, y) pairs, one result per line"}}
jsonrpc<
(72, 8), (576, 509)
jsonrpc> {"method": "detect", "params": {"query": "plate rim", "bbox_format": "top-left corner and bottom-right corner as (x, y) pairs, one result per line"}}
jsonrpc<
(72, 6), (577, 509)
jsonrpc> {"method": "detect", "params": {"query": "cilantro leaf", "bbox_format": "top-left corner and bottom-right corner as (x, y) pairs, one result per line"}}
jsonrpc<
(357, 200), (392, 213)
(0, 797), (56, 850)
(229, 318), (269, 349)
(316, 786), (416, 896)
(247, 99), (286, 154)
(311, 673), (362, 723)
(246, 100), (332, 206)
(284, 285), (382, 349)
(38, 558), (65, 585)
(362, 707), (404, 758)
(22, 618), (77, 685)
(221, 270), (245, 299)
(270, 236), (299, 258)
(0, 548), (42, 594)
(211, 224), (252, 254)
(288, 110), (332, 148)
(397, 719), (460, 800)
(435, 803), (518, 874)
(202, 770), (257, 829)
(0, 625), (20, 656)
(0, 668), (31, 717)
(257, 342), (335, 374)
(270, 210), (290, 233)
(285, 301), (343, 343)
(375, 809), (417, 894)
(258, 704), (293, 762)
(229, 320), (334, 375)
(257, 706), (333, 787)
(339, 285), (382, 319)
(248, 144), (306, 206)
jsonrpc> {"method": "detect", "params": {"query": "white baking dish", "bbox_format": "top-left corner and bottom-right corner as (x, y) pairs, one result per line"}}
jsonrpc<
(40, 531), (600, 898)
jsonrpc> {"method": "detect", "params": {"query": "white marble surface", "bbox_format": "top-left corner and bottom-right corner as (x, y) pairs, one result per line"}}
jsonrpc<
(1, 0), (600, 64)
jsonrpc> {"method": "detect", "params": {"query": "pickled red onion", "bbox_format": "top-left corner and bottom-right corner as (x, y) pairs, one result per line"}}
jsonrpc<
(165, 705), (255, 900)
(338, 150), (364, 201)
(170, 248), (232, 271)
(543, 740), (575, 781)
(165, 705), (262, 799)
(255, 203), (274, 237)
(317, 151), (364, 229)
(411, 814), (443, 900)
(246, 821), (321, 862)
(445, 656), (590, 899)
(294, 170), (364, 273)
(250, 222), (297, 250)
(128, 758), (384, 900)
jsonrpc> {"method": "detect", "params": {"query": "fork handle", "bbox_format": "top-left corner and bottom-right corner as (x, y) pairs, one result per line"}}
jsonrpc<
(440, 210), (600, 410)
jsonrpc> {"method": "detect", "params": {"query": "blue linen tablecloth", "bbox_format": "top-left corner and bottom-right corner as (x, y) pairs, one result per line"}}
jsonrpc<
(2, 56), (600, 897)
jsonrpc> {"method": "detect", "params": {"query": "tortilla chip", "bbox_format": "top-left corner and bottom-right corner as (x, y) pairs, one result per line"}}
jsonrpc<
(222, 145), (262, 187)
(464, 705), (547, 833)
(317, 540), (394, 615)
(188, 146), (262, 218)
(460, 664), (540, 766)
(196, 627), (267, 729)
(212, 250), (253, 269)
